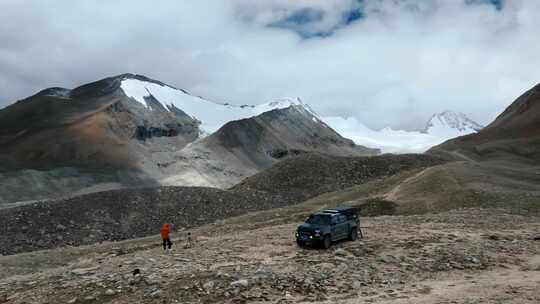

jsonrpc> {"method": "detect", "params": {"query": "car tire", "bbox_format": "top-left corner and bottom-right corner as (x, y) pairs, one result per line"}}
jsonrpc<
(349, 228), (358, 241)
(297, 240), (305, 247)
(322, 235), (331, 249)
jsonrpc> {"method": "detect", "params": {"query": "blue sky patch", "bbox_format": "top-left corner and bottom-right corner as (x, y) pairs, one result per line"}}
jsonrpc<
(268, 7), (364, 39)
(268, 0), (503, 39)
(465, 0), (504, 10)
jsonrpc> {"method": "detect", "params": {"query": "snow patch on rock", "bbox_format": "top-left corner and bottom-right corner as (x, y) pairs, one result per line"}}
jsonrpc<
(121, 79), (319, 134)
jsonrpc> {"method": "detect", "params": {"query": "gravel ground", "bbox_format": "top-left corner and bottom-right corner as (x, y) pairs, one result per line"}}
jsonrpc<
(1, 208), (539, 304)
(0, 187), (280, 255)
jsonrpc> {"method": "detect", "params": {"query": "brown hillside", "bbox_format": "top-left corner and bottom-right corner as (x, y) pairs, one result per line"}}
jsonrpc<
(429, 83), (540, 162)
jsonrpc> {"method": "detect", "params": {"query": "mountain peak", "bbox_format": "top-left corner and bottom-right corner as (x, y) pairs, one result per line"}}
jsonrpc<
(253, 97), (320, 119)
(120, 77), (322, 134)
(423, 110), (483, 134)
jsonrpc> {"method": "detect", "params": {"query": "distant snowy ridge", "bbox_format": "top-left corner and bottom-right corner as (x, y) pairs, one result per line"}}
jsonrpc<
(423, 111), (483, 134)
(324, 111), (483, 154)
(121, 78), (319, 134)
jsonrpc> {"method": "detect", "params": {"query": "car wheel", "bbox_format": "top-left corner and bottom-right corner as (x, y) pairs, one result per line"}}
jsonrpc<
(297, 240), (305, 247)
(349, 228), (358, 241)
(322, 235), (331, 249)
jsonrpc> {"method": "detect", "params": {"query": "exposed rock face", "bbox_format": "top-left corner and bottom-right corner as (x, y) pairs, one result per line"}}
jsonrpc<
(0, 74), (201, 205)
(429, 83), (540, 161)
(0, 74), (199, 172)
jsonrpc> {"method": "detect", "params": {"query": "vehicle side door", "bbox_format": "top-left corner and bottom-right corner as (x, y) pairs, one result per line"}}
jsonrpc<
(330, 216), (340, 241)
(336, 215), (348, 240)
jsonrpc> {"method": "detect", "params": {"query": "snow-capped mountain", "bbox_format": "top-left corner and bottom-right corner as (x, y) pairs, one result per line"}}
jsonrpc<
(121, 78), (319, 134)
(324, 111), (483, 154)
(423, 111), (483, 135)
(0, 73), (377, 204)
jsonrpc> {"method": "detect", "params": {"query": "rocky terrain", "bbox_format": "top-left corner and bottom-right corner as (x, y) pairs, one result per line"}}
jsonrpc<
(0, 153), (437, 255)
(232, 153), (444, 204)
(0, 187), (272, 255)
(0, 202), (538, 304)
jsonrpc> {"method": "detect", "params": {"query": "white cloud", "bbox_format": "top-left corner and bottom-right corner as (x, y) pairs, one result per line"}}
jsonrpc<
(0, 0), (539, 131)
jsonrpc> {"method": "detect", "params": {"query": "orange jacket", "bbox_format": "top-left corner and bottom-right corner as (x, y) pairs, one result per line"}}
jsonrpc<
(160, 224), (170, 239)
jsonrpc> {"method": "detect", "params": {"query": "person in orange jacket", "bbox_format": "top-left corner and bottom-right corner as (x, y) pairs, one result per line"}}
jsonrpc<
(160, 223), (172, 252)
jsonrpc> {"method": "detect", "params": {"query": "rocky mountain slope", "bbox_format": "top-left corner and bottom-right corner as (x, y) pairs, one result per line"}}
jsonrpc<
(0, 74), (377, 206)
(324, 110), (483, 153)
(232, 153), (444, 204)
(195, 106), (375, 172)
(0, 74), (198, 205)
(140, 100), (377, 189)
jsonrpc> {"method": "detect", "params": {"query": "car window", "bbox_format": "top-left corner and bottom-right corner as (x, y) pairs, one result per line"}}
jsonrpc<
(331, 216), (338, 225)
(306, 214), (331, 225)
(338, 215), (347, 223)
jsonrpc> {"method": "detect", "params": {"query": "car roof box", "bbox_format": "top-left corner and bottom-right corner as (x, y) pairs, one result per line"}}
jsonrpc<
(323, 206), (358, 215)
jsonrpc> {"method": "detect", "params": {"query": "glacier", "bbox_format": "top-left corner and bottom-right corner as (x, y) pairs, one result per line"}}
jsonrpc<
(324, 111), (483, 154)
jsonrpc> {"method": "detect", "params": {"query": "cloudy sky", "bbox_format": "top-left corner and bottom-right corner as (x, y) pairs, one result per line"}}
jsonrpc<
(1, 0), (539, 130)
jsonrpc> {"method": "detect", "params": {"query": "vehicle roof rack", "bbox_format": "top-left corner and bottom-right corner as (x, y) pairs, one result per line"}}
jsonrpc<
(322, 209), (340, 214)
(323, 206), (357, 213)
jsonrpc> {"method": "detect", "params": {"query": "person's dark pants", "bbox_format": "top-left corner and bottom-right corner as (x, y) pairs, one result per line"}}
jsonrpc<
(162, 237), (172, 250)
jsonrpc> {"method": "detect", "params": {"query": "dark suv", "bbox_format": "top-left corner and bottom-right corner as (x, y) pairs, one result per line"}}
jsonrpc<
(296, 206), (361, 249)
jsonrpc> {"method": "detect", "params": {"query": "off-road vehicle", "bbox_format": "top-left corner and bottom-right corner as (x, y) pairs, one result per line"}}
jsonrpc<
(295, 206), (362, 249)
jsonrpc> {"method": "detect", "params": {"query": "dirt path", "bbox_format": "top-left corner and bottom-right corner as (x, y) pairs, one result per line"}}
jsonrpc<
(384, 167), (434, 201)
